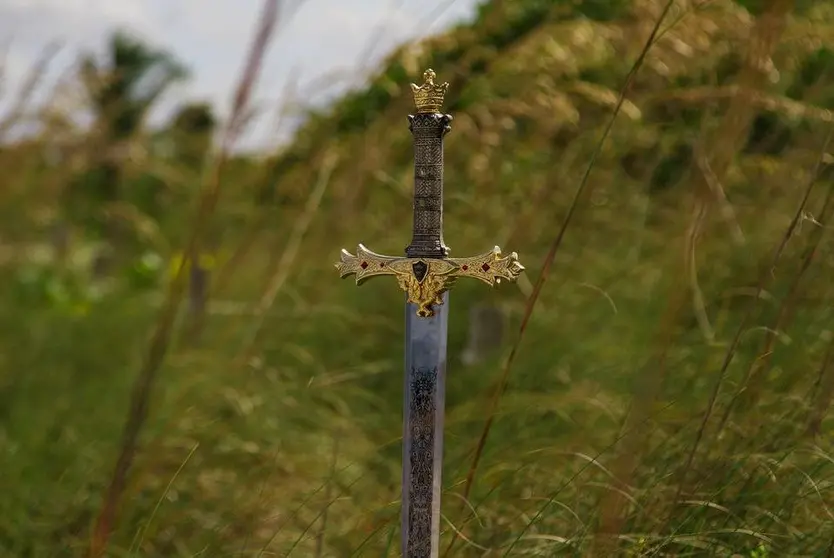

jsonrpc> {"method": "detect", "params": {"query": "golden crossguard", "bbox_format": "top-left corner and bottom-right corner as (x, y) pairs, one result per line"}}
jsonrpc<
(336, 244), (524, 317)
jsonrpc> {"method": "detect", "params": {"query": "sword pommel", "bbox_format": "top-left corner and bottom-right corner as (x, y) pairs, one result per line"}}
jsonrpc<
(410, 69), (449, 114)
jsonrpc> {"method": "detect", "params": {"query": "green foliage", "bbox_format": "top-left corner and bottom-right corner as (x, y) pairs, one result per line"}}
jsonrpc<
(735, 0), (817, 16)
(571, 0), (630, 21)
(649, 142), (692, 193)
(478, 0), (554, 49)
(788, 46), (834, 106)
(83, 30), (189, 140)
(12, 262), (98, 317)
(127, 251), (165, 290)
(335, 82), (394, 134)
(168, 102), (217, 167)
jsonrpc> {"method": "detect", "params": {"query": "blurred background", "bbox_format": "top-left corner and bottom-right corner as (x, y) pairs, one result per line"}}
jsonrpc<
(2, 0), (834, 555)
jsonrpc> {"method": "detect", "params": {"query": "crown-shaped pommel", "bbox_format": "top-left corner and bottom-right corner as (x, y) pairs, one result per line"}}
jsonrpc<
(410, 68), (449, 114)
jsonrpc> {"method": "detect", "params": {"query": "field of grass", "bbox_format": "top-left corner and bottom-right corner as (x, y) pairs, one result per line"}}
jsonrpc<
(3, 0), (834, 555)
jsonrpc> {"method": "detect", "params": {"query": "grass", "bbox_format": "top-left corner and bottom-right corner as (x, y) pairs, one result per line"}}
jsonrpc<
(3, 0), (834, 555)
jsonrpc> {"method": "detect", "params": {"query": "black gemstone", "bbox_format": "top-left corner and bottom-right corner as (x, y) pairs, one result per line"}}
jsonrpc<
(412, 261), (428, 282)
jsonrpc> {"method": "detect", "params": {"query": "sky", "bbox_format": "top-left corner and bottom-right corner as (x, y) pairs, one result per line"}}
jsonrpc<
(0, 0), (482, 150)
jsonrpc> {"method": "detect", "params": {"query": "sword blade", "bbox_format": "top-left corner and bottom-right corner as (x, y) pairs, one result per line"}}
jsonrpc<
(402, 291), (449, 558)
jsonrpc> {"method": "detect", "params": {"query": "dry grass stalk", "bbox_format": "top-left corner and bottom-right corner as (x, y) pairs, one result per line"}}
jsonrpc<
(235, 150), (336, 365)
(651, 86), (834, 124)
(592, 281), (690, 556)
(806, 339), (834, 438)
(0, 41), (62, 139)
(182, 0), (285, 341)
(313, 434), (341, 558)
(86, 2), (282, 555)
(734, 157), (834, 418)
(210, 69), (303, 297)
(594, 0), (795, 551)
(442, 2), (678, 556)
(660, 123), (830, 554)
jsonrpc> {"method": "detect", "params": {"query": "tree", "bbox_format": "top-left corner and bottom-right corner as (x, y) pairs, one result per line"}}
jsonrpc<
(169, 102), (216, 167)
(72, 30), (189, 274)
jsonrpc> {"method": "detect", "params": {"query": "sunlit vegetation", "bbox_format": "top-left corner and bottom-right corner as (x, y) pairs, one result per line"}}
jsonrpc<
(2, 0), (834, 555)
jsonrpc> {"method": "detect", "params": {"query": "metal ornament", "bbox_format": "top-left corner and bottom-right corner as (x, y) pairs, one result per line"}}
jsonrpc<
(336, 244), (524, 317)
(335, 68), (524, 557)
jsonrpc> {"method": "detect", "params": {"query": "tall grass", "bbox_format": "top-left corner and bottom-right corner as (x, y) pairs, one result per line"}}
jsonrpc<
(2, 0), (834, 556)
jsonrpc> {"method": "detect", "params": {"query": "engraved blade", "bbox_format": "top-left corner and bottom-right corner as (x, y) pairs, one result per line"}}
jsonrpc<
(402, 291), (449, 557)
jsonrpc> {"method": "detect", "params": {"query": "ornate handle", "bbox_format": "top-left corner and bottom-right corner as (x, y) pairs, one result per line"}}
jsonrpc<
(406, 113), (452, 259)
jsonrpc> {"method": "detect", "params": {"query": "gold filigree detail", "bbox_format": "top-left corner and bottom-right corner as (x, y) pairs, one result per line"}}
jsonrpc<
(395, 268), (455, 317)
(410, 69), (449, 114)
(447, 246), (525, 287)
(336, 244), (524, 317)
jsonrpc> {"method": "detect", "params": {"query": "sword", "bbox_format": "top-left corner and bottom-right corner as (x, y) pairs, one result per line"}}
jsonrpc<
(335, 69), (524, 557)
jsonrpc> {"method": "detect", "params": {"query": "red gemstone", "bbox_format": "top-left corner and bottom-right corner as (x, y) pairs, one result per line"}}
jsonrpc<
(461, 264), (468, 271)
(379, 262), (385, 267)
(481, 263), (491, 272)
(360, 261), (368, 269)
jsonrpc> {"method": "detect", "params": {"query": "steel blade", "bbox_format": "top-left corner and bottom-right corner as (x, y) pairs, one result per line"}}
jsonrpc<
(402, 291), (449, 557)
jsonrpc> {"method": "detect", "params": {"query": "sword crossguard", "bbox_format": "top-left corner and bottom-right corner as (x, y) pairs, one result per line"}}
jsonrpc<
(335, 244), (524, 317)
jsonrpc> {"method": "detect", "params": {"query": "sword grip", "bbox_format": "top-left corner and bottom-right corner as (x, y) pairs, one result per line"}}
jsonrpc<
(406, 113), (452, 259)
